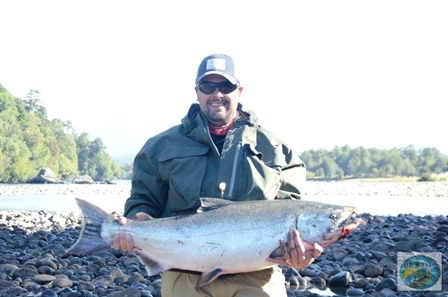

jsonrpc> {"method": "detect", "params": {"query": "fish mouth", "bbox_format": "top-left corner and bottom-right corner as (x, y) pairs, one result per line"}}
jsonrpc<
(340, 207), (362, 238)
(315, 207), (363, 248)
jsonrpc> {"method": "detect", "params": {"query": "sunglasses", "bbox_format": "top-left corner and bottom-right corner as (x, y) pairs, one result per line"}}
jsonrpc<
(197, 81), (238, 95)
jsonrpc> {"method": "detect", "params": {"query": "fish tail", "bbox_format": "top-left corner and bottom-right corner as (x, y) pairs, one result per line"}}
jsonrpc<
(66, 198), (115, 255)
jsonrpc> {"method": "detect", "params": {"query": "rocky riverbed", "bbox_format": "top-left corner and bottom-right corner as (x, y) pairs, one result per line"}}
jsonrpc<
(0, 182), (447, 296)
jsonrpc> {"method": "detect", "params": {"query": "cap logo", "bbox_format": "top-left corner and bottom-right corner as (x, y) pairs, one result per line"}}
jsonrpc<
(206, 58), (226, 71)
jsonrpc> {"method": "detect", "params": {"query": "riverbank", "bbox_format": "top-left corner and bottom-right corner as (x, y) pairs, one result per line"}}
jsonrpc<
(1, 181), (447, 197)
(2, 181), (448, 216)
(0, 183), (132, 196)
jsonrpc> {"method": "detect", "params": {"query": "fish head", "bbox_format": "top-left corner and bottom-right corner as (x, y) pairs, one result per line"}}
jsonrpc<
(296, 205), (361, 247)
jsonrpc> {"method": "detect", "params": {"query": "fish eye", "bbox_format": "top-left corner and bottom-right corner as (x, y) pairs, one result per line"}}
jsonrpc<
(330, 214), (338, 221)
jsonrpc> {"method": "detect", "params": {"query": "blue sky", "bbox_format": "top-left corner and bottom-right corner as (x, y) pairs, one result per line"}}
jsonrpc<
(1, 0), (447, 157)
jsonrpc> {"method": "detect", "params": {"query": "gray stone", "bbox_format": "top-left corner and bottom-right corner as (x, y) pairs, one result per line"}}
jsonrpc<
(27, 168), (63, 184)
(363, 263), (383, 277)
(32, 274), (56, 284)
(72, 175), (94, 184)
(328, 271), (352, 287)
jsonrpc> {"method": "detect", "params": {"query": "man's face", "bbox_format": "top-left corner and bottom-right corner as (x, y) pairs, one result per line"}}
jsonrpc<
(195, 74), (243, 127)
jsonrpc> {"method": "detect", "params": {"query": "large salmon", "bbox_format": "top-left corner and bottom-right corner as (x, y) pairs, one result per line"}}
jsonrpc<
(67, 197), (361, 287)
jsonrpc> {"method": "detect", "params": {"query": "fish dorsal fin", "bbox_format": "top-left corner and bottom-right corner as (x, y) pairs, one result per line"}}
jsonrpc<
(198, 198), (233, 212)
(199, 268), (223, 287)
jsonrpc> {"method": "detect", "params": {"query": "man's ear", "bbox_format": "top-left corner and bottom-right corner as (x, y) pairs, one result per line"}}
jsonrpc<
(194, 86), (199, 101)
(238, 85), (244, 98)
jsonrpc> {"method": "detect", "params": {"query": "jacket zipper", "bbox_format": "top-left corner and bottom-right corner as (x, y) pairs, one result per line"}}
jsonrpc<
(227, 142), (241, 198)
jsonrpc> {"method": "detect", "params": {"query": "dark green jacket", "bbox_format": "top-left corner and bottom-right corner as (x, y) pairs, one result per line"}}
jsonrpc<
(124, 103), (306, 218)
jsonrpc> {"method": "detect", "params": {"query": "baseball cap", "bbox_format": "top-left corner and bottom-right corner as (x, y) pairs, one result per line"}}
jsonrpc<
(195, 54), (239, 85)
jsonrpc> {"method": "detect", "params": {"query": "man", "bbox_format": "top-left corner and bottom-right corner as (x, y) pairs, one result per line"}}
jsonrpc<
(113, 53), (322, 297)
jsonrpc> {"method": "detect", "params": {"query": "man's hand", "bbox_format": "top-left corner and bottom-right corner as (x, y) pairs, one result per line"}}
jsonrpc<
(112, 212), (151, 252)
(267, 230), (323, 269)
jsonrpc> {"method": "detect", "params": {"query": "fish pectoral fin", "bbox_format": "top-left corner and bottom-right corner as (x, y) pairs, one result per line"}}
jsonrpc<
(134, 249), (168, 276)
(199, 268), (223, 287)
(268, 247), (283, 258)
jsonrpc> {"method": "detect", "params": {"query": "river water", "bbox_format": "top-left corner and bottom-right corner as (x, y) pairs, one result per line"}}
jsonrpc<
(0, 182), (447, 217)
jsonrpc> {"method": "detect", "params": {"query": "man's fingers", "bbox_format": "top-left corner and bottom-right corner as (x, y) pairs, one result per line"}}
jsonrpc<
(289, 230), (305, 264)
(313, 242), (323, 258)
(125, 233), (134, 250)
(117, 217), (127, 226)
(117, 213), (150, 226)
(112, 233), (120, 250)
(266, 231), (324, 269)
(134, 212), (152, 221)
(112, 231), (135, 251)
(113, 231), (125, 250)
(120, 231), (128, 250)
(288, 231), (323, 268)
(279, 239), (292, 265)
(288, 231), (295, 250)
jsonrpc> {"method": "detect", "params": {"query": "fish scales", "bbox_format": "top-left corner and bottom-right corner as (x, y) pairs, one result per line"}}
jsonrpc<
(118, 203), (293, 270)
(67, 197), (361, 287)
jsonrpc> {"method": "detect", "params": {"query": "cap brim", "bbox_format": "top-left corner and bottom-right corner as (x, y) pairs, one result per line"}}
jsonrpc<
(196, 71), (238, 85)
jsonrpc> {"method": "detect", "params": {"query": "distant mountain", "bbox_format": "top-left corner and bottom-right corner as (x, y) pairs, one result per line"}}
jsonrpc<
(114, 154), (135, 165)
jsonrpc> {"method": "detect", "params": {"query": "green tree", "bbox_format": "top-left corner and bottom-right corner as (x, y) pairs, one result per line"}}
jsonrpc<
(51, 119), (78, 179)
(321, 156), (338, 179)
(76, 134), (121, 181)
(0, 137), (32, 182)
(76, 132), (91, 175)
(26, 89), (48, 120)
(300, 145), (448, 179)
(0, 84), (121, 182)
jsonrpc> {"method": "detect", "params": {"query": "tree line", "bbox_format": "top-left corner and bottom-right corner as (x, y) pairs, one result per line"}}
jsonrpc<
(0, 85), (121, 183)
(300, 145), (448, 180)
(1, 83), (447, 183)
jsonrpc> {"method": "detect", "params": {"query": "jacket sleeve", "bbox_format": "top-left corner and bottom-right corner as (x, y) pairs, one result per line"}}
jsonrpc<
(124, 149), (168, 219)
(275, 143), (307, 200)
(254, 126), (307, 200)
